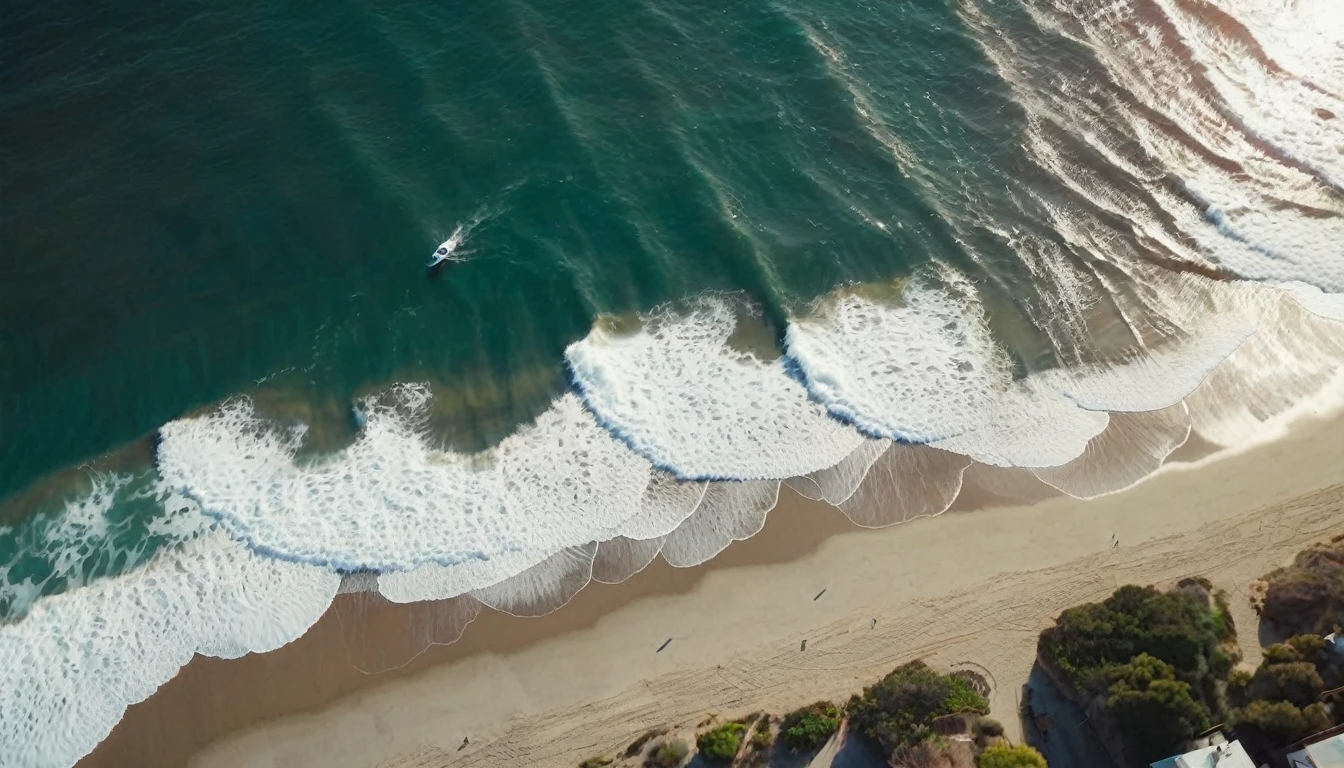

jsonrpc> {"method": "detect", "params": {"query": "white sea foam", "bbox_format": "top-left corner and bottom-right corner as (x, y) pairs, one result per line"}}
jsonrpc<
(837, 444), (971, 529)
(614, 472), (707, 540)
(1282, 281), (1344, 324)
(0, 474), (207, 622)
(1040, 281), (1261, 413)
(1186, 290), (1344, 447)
(1031, 404), (1192, 499)
(592, 536), (667, 584)
(158, 389), (652, 579)
(0, 532), (338, 768)
(374, 470), (699, 604)
(787, 438), (890, 507)
(469, 543), (597, 618)
(660, 481), (780, 568)
(565, 298), (866, 480)
(928, 378), (1110, 468)
(784, 279), (1012, 442)
(782, 276), (1266, 468)
(376, 544), (562, 604)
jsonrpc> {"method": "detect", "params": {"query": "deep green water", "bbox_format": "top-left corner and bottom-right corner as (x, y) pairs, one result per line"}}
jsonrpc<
(1, 0), (1047, 505)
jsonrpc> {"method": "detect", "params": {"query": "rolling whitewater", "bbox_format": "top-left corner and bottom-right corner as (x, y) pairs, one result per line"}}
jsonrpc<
(2, 0), (1343, 765)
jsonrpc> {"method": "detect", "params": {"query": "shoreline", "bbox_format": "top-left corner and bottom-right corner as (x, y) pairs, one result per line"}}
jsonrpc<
(81, 400), (1344, 768)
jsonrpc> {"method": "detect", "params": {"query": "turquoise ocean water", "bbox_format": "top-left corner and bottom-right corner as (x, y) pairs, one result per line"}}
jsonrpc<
(2, 0), (1343, 764)
(3, 0), (1039, 596)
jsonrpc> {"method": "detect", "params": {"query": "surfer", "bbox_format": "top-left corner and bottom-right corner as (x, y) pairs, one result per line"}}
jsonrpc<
(427, 224), (469, 268)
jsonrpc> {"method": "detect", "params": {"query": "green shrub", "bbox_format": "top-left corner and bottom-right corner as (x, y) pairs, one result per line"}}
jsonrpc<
(1230, 699), (1330, 743)
(579, 757), (613, 768)
(1227, 669), (1253, 705)
(1262, 643), (1302, 665)
(696, 722), (745, 763)
(646, 738), (688, 768)
(1108, 675), (1209, 765)
(779, 701), (840, 752)
(973, 717), (1005, 742)
(1288, 633), (1326, 657)
(1037, 585), (1235, 763)
(1259, 539), (1344, 634)
(847, 660), (989, 754)
(978, 744), (1048, 768)
(1250, 661), (1323, 707)
(1039, 585), (1229, 699)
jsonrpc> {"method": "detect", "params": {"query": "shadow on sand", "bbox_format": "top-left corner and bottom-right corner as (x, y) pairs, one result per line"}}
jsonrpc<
(741, 724), (884, 768)
(1020, 663), (1117, 768)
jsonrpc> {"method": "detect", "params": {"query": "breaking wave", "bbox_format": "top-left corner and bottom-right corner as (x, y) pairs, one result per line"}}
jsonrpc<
(4, 0), (1344, 765)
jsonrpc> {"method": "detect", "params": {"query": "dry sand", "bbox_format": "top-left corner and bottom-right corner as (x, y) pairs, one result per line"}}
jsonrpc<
(82, 405), (1344, 768)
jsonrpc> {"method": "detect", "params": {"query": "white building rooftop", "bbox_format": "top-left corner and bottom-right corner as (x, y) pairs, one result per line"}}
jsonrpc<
(1150, 741), (1257, 768)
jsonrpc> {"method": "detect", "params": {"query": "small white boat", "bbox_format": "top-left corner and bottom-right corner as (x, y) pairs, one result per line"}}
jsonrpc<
(427, 225), (468, 267)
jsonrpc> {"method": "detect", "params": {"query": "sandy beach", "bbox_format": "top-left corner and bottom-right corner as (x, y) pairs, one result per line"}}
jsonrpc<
(81, 401), (1344, 768)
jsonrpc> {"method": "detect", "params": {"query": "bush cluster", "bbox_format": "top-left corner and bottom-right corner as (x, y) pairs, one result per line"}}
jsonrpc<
(1037, 583), (1233, 765)
(645, 738), (688, 768)
(1229, 632), (1342, 748)
(847, 660), (989, 755)
(972, 717), (1004, 743)
(779, 701), (840, 752)
(977, 744), (1048, 768)
(695, 722), (745, 763)
(1258, 536), (1344, 634)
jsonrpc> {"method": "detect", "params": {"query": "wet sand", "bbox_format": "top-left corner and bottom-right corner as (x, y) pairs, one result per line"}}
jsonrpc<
(82, 405), (1344, 768)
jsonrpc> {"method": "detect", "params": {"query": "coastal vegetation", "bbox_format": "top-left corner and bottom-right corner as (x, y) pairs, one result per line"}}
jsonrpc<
(1035, 579), (1236, 766)
(750, 725), (772, 750)
(977, 744), (1047, 768)
(1254, 534), (1344, 635)
(625, 727), (668, 759)
(645, 738), (688, 768)
(778, 701), (840, 751)
(847, 659), (990, 758)
(1227, 632), (1342, 750)
(613, 659), (1029, 768)
(1030, 540), (1344, 767)
(695, 722), (746, 763)
(972, 718), (1004, 744)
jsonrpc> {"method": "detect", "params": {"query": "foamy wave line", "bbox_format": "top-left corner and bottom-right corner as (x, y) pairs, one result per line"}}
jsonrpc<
(5, 271), (1344, 768)
(0, 532), (340, 768)
(153, 271), (1342, 600)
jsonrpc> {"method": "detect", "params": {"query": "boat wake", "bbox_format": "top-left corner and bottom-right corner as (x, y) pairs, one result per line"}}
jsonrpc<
(426, 202), (500, 267)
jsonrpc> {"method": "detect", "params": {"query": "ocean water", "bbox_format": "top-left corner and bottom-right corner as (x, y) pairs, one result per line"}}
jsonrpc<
(3, 0), (1344, 764)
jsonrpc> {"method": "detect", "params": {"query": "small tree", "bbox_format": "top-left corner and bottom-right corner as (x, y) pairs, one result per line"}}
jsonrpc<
(696, 722), (745, 763)
(779, 701), (840, 751)
(1251, 661), (1324, 707)
(973, 717), (1005, 743)
(1106, 656), (1209, 765)
(1230, 699), (1330, 744)
(1261, 643), (1303, 665)
(977, 744), (1048, 768)
(1227, 668), (1253, 706)
(847, 660), (989, 753)
(1287, 633), (1326, 658)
